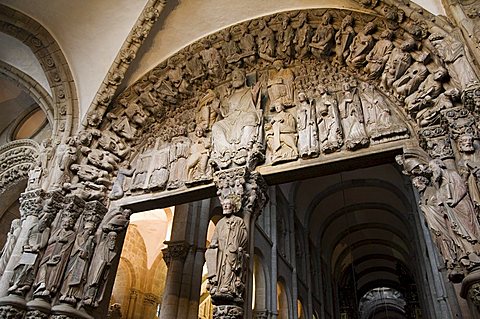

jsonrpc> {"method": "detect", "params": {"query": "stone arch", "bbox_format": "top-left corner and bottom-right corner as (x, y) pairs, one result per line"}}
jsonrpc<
(71, 3), (480, 210)
(252, 250), (269, 314)
(0, 4), (79, 144)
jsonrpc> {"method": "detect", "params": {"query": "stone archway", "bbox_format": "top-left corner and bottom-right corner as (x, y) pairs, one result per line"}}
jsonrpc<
(1, 1), (480, 318)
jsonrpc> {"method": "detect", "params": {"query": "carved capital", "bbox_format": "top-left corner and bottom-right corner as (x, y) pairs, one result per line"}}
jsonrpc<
(462, 81), (480, 113)
(419, 125), (454, 160)
(162, 241), (190, 265)
(19, 189), (46, 218)
(213, 305), (243, 319)
(143, 293), (158, 305)
(213, 168), (268, 223)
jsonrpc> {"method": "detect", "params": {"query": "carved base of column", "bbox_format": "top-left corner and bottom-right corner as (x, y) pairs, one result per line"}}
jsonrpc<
(213, 305), (244, 319)
(0, 294), (27, 318)
(51, 304), (94, 319)
(26, 298), (51, 318)
(461, 269), (480, 306)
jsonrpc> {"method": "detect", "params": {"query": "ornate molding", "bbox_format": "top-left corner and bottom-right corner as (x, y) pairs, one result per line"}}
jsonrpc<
(0, 139), (39, 195)
(0, 4), (79, 144)
(82, 0), (167, 129)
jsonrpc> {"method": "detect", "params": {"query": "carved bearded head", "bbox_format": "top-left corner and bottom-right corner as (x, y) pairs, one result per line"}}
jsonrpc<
(222, 195), (242, 216)
(107, 231), (117, 250)
(458, 134), (475, 153)
(231, 69), (246, 89)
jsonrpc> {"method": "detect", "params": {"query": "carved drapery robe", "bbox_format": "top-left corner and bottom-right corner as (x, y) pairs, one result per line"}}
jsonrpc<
(316, 93), (342, 153)
(266, 110), (298, 164)
(267, 67), (294, 108)
(297, 99), (319, 158)
(34, 227), (75, 297)
(209, 215), (248, 301)
(211, 87), (260, 167)
(339, 88), (368, 150)
(60, 230), (95, 303)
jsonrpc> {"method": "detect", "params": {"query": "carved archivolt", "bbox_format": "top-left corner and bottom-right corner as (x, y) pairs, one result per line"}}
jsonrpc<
(0, 4), (79, 144)
(0, 140), (39, 194)
(70, 6), (478, 203)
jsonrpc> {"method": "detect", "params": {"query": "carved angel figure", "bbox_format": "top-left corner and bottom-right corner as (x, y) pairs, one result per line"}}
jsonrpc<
(315, 86), (343, 153)
(265, 103), (298, 164)
(297, 92), (319, 158)
(338, 83), (369, 150)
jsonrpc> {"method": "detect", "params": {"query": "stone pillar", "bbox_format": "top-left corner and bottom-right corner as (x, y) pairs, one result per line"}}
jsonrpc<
(205, 167), (268, 319)
(159, 240), (190, 319)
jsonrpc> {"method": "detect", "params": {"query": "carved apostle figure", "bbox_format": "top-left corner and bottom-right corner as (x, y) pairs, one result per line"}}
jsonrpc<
(365, 30), (394, 80)
(316, 86), (343, 153)
(294, 12), (313, 59)
(267, 60), (295, 108)
(380, 38), (415, 90)
(60, 220), (96, 305)
(412, 175), (461, 281)
(310, 13), (336, 59)
(211, 69), (261, 169)
(429, 159), (480, 271)
(83, 231), (118, 308)
(456, 133), (480, 208)
(339, 82), (369, 150)
(335, 15), (355, 65)
(206, 195), (248, 302)
(0, 219), (21, 275)
(393, 62), (429, 100)
(9, 211), (53, 296)
(186, 126), (212, 183)
(429, 32), (478, 89)
(297, 92), (319, 158)
(265, 102), (298, 164)
(346, 22), (376, 69)
(33, 214), (76, 299)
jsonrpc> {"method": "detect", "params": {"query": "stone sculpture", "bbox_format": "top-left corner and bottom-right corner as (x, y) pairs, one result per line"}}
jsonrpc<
(276, 15), (295, 61)
(310, 13), (335, 59)
(380, 38), (415, 90)
(267, 61), (294, 109)
(335, 15), (355, 65)
(51, 137), (78, 189)
(294, 12), (312, 59)
(365, 30), (394, 80)
(346, 22), (376, 69)
(206, 195), (248, 303)
(393, 62), (429, 100)
(9, 208), (54, 296)
(33, 214), (76, 299)
(167, 131), (190, 189)
(0, 219), (21, 275)
(297, 92), (319, 158)
(265, 102), (298, 164)
(338, 82), (369, 150)
(211, 69), (261, 169)
(83, 231), (118, 308)
(316, 86), (343, 153)
(149, 146), (170, 190)
(186, 127), (211, 184)
(59, 220), (96, 305)
(257, 20), (276, 62)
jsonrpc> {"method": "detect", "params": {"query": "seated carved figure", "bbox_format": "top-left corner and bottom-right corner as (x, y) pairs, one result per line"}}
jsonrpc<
(265, 102), (298, 164)
(211, 69), (261, 169)
(393, 62), (429, 100)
